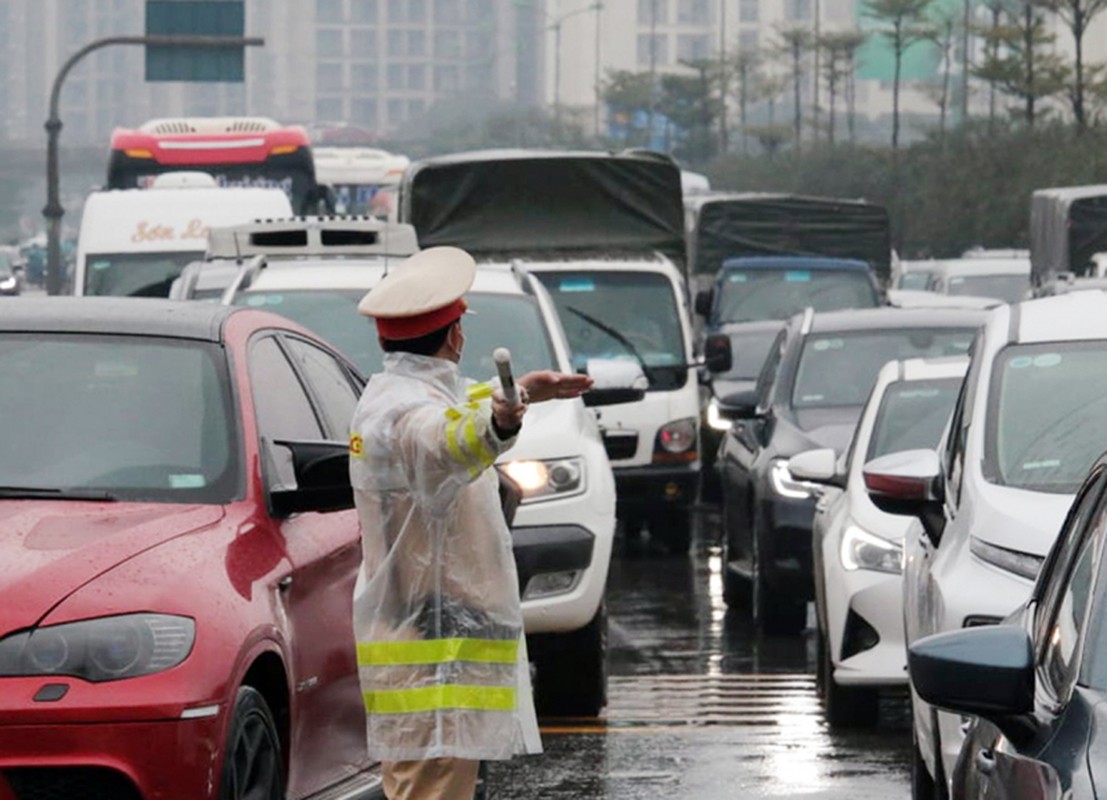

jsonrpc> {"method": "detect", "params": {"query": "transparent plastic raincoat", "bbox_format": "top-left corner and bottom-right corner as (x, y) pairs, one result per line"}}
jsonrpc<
(348, 352), (543, 761)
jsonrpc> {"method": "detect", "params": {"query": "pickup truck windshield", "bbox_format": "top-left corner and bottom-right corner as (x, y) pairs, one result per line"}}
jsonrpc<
(717, 268), (878, 323)
(236, 290), (557, 378)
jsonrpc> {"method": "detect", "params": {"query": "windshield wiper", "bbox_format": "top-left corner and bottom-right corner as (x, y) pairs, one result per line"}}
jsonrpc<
(564, 306), (654, 381)
(0, 486), (117, 501)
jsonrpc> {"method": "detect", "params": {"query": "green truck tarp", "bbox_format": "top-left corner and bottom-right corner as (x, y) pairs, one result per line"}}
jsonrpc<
(685, 192), (892, 283)
(1030, 185), (1107, 283)
(397, 149), (686, 266)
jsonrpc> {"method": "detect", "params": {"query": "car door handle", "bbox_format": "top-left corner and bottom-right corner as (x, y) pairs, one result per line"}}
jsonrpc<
(975, 749), (996, 775)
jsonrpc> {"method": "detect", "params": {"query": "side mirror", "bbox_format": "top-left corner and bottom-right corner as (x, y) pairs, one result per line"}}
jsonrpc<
(908, 625), (1035, 745)
(270, 439), (353, 517)
(582, 357), (648, 407)
(863, 449), (945, 544)
(694, 288), (714, 318)
(717, 387), (761, 420)
(702, 333), (733, 374)
(789, 448), (844, 488)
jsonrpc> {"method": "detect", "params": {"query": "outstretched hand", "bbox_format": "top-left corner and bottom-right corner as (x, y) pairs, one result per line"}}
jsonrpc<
(517, 371), (595, 404)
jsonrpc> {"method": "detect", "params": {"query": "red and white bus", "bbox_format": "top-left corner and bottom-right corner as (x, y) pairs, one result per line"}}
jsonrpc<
(107, 117), (324, 214)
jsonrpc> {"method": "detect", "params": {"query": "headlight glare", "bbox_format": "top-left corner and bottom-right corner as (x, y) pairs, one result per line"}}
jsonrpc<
(0, 277), (15, 290)
(840, 525), (903, 573)
(970, 537), (1043, 581)
(0, 614), (195, 682)
(706, 399), (732, 431)
(499, 458), (584, 503)
(770, 458), (820, 499)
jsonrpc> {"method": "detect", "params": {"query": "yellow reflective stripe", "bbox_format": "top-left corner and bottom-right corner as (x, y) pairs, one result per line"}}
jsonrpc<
(357, 638), (519, 666)
(444, 407), (463, 421)
(467, 382), (494, 401)
(444, 415), (474, 475)
(364, 685), (517, 715)
(462, 416), (497, 469)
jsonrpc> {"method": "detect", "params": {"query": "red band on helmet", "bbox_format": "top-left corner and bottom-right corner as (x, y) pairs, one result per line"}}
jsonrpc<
(375, 299), (467, 340)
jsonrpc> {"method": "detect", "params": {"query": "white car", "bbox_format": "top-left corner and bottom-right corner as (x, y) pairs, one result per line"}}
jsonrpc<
(789, 356), (968, 729)
(909, 256), (1032, 304)
(862, 290), (1107, 797)
(203, 219), (624, 717)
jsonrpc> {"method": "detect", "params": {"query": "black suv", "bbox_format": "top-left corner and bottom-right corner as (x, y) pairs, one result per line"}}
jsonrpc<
(717, 306), (985, 633)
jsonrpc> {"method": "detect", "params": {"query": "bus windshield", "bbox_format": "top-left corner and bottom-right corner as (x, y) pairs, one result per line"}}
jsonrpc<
(107, 118), (321, 214)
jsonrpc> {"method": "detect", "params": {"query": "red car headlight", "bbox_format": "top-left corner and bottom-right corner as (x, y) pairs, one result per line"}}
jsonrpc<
(0, 613), (195, 682)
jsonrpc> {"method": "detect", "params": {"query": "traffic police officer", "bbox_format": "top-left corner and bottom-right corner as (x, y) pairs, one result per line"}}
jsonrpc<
(349, 246), (593, 799)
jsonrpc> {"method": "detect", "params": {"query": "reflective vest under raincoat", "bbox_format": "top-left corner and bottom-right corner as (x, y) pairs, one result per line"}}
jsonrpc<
(348, 352), (543, 762)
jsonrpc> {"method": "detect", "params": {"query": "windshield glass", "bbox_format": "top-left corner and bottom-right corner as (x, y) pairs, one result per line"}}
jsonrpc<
(792, 328), (975, 409)
(538, 270), (687, 391)
(898, 272), (933, 291)
(946, 274), (1029, 303)
(720, 329), (780, 379)
(716, 267), (878, 323)
(85, 251), (201, 297)
(986, 343), (1107, 494)
(236, 290), (557, 378)
(866, 378), (963, 460)
(0, 334), (240, 502)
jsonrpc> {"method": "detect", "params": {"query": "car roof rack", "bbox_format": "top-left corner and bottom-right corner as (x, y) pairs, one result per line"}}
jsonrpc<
(206, 216), (420, 261)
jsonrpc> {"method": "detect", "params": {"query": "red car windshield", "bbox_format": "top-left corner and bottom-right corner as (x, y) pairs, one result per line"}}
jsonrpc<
(0, 334), (241, 503)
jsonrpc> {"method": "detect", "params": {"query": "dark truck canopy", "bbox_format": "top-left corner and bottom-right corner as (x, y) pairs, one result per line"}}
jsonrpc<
(397, 149), (686, 265)
(684, 192), (892, 284)
(1030, 185), (1107, 283)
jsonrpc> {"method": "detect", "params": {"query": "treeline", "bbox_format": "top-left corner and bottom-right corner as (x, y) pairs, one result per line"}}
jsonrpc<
(704, 121), (1107, 257)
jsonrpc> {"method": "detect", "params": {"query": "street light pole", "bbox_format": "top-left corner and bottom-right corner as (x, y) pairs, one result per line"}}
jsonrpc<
(593, 2), (603, 138)
(43, 34), (264, 296)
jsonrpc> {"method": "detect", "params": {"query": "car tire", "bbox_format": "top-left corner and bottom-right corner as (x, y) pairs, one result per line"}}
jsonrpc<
(752, 517), (806, 635)
(219, 686), (284, 800)
(530, 602), (607, 717)
(651, 507), (693, 555)
(819, 628), (879, 729)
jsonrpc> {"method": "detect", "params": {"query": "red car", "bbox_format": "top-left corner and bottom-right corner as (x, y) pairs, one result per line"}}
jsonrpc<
(0, 299), (381, 800)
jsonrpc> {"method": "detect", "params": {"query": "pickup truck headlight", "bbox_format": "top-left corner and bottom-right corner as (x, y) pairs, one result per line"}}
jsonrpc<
(499, 457), (585, 503)
(770, 458), (821, 499)
(0, 613), (195, 682)
(840, 525), (903, 574)
(970, 537), (1043, 581)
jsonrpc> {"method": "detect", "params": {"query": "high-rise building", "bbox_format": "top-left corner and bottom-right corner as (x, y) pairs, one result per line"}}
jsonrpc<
(0, 0), (545, 146)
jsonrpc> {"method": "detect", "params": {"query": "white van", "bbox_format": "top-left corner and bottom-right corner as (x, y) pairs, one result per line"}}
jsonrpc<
(397, 150), (726, 554)
(74, 172), (292, 297)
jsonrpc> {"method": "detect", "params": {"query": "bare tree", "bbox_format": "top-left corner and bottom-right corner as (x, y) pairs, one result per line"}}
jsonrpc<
(972, 0), (1069, 125)
(923, 10), (958, 139)
(731, 49), (763, 154)
(775, 25), (814, 149)
(865, 0), (935, 150)
(1035, 0), (1107, 127)
(820, 30), (866, 144)
(975, 0), (1014, 128)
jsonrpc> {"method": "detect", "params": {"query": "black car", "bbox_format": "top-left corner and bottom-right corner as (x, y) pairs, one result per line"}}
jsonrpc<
(909, 452), (1107, 800)
(700, 320), (786, 500)
(717, 306), (984, 633)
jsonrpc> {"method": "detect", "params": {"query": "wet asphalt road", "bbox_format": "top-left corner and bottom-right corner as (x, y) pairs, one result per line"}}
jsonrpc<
(488, 508), (913, 799)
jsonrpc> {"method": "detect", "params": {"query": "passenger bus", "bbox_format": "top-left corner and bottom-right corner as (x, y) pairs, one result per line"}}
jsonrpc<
(312, 147), (410, 219)
(107, 117), (325, 214)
